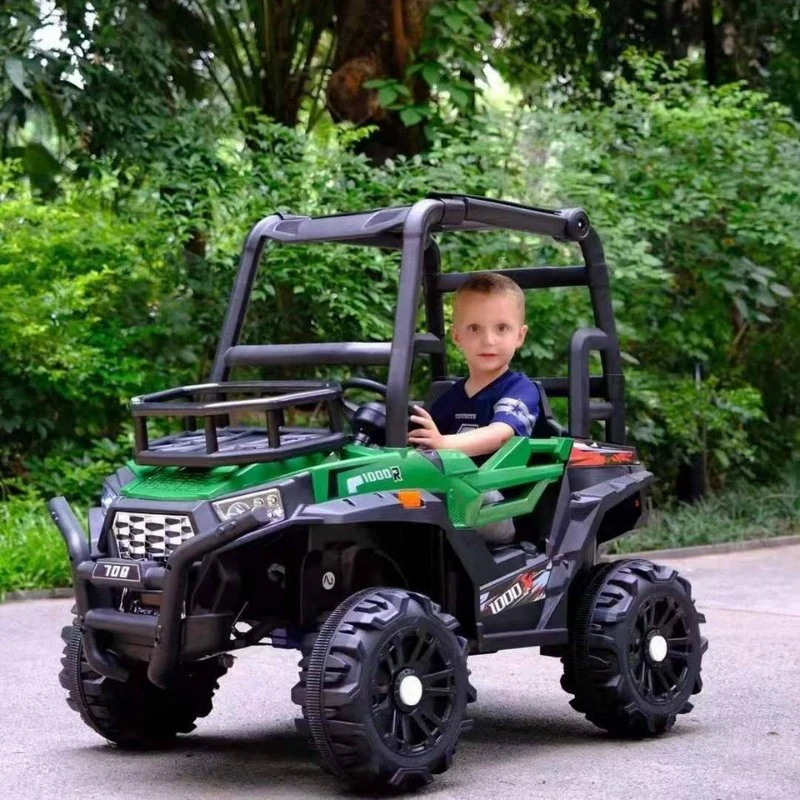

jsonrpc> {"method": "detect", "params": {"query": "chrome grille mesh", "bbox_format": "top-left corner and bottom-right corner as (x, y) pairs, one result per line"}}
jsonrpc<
(111, 511), (195, 561)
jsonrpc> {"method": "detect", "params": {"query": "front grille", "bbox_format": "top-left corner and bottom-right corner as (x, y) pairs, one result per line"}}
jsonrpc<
(111, 511), (195, 561)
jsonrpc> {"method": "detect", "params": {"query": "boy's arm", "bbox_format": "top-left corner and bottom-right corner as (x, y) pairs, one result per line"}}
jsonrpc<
(408, 406), (515, 457)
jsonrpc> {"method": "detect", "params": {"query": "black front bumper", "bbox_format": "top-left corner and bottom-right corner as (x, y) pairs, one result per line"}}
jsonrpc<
(49, 497), (276, 689)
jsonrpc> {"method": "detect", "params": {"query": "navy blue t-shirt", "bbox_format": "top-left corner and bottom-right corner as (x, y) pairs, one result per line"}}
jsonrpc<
(428, 370), (541, 438)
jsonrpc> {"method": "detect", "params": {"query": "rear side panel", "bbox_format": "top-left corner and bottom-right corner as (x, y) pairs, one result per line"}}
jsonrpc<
(309, 437), (572, 531)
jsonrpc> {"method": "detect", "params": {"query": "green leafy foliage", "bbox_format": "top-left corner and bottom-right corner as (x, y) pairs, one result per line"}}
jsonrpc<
(59, 1), (189, 165)
(0, 109), (522, 475)
(0, 2), (76, 190)
(626, 374), (766, 494)
(514, 56), (800, 489)
(0, 161), (194, 467)
(366, 0), (492, 133)
(412, 1), (490, 112)
(21, 430), (133, 506)
(491, 1), (800, 117)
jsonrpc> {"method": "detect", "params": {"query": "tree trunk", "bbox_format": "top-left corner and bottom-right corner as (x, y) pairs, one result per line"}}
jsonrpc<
(326, 0), (433, 161)
(700, 0), (717, 85)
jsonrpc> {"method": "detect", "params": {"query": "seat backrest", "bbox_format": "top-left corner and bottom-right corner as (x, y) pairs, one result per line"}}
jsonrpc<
(423, 379), (458, 410)
(530, 380), (569, 438)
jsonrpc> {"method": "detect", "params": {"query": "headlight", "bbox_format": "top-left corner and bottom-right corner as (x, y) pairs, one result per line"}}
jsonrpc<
(100, 482), (119, 512)
(212, 488), (284, 522)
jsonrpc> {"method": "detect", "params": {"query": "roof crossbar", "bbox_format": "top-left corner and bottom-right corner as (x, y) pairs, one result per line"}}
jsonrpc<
(437, 266), (588, 292)
(224, 333), (444, 368)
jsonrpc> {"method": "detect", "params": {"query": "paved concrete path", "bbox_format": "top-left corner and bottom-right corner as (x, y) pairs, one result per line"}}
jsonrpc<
(2, 546), (799, 800)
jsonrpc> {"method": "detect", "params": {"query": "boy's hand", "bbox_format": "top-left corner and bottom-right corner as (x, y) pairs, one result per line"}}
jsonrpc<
(408, 405), (445, 449)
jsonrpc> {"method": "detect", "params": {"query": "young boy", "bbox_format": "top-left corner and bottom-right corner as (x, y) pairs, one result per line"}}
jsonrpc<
(408, 272), (541, 542)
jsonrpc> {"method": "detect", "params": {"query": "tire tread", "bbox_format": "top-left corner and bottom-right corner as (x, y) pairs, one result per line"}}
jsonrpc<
(293, 587), (475, 791)
(561, 559), (706, 738)
(59, 618), (228, 747)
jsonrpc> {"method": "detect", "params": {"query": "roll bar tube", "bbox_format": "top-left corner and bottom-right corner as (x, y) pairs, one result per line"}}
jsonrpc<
(210, 214), (284, 383)
(207, 195), (625, 445)
(385, 199), (446, 446)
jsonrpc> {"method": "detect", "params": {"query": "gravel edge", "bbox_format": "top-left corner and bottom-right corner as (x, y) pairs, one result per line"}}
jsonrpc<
(600, 533), (800, 562)
(0, 586), (74, 603)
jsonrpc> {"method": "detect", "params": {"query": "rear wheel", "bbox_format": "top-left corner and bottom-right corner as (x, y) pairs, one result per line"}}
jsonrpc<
(59, 619), (229, 747)
(292, 587), (476, 791)
(561, 559), (707, 737)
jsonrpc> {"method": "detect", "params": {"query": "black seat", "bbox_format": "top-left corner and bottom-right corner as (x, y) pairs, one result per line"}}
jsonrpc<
(530, 380), (569, 438)
(422, 379), (458, 410)
(422, 378), (567, 438)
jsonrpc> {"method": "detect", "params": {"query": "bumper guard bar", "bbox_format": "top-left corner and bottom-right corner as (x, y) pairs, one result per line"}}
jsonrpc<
(49, 497), (273, 688)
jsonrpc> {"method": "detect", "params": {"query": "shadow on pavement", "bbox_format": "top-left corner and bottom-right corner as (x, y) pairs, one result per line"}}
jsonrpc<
(68, 708), (698, 798)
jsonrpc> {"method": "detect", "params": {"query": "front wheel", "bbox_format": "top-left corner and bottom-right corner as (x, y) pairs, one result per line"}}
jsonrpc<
(292, 587), (476, 791)
(59, 619), (229, 747)
(561, 559), (707, 737)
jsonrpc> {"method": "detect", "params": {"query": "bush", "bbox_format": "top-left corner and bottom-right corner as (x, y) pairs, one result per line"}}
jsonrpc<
(139, 109), (533, 363)
(22, 430), (134, 507)
(515, 56), (800, 489)
(534, 57), (800, 313)
(0, 108), (529, 484)
(626, 373), (766, 497)
(0, 162), (195, 471)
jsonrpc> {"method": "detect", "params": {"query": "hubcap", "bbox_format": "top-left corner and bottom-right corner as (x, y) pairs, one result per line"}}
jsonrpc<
(371, 625), (458, 754)
(397, 674), (423, 707)
(629, 593), (695, 704)
(648, 634), (668, 663)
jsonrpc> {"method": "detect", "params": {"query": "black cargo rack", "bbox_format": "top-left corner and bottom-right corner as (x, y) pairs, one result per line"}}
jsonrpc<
(131, 381), (348, 467)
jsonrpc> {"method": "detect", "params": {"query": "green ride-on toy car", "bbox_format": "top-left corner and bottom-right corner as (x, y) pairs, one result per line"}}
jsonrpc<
(52, 194), (707, 792)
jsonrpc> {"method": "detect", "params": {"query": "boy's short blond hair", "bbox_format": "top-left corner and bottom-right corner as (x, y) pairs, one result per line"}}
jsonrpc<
(454, 272), (526, 319)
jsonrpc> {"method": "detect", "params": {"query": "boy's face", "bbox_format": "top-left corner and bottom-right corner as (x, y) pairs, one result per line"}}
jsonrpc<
(452, 290), (528, 376)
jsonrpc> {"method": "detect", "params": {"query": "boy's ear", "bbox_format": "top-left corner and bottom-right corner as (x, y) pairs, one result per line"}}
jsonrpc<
(451, 325), (461, 346)
(516, 324), (529, 348)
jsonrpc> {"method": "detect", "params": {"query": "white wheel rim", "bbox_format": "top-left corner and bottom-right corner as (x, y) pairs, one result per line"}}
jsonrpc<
(398, 674), (423, 707)
(648, 634), (668, 662)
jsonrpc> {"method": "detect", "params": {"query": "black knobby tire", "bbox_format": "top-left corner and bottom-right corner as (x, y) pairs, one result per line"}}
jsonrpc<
(561, 559), (708, 738)
(59, 619), (229, 747)
(291, 587), (476, 791)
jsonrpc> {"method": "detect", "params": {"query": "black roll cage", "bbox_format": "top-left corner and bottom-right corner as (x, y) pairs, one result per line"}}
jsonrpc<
(209, 193), (625, 447)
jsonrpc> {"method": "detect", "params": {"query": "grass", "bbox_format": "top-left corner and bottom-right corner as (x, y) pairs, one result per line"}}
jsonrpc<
(0, 493), (73, 597)
(1, 463), (799, 595)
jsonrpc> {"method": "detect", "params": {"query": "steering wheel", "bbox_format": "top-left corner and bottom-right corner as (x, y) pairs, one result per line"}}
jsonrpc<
(340, 377), (388, 398)
(338, 377), (388, 420)
(339, 378), (426, 446)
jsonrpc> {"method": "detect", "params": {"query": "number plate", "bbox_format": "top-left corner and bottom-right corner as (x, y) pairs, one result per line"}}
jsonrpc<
(92, 560), (142, 583)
